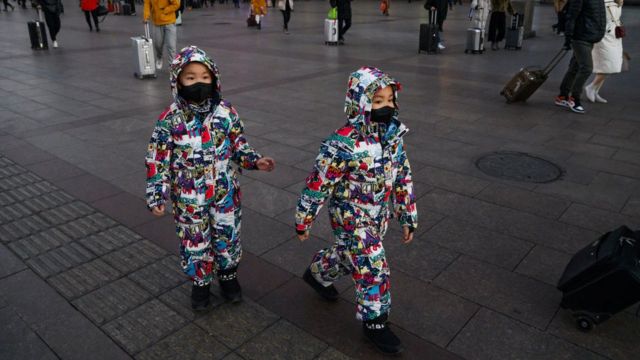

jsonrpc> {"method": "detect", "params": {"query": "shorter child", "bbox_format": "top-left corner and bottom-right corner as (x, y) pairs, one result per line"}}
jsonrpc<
(146, 46), (275, 311)
(295, 67), (418, 354)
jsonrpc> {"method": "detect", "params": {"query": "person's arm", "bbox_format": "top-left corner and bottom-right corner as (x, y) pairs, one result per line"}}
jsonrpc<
(228, 106), (263, 170)
(145, 116), (173, 211)
(143, 0), (151, 21)
(564, 0), (581, 48)
(295, 141), (348, 236)
(164, 0), (180, 14)
(392, 140), (418, 232)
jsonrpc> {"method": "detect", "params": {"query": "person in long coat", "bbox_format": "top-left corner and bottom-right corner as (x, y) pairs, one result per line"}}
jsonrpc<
(251, 0), (267, 29)
(584, 0), (624, 103)
(487, 0), (514, 50)
(425, 0), (448, 49)
(80, 0), (100, 32)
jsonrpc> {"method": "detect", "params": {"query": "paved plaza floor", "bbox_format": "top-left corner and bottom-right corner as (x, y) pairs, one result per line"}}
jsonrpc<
(1, 1), (639, 359)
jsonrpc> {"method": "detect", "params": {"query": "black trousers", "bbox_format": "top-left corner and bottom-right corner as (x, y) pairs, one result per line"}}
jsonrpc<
(488, 11), (506, 43)
(43, 9), (61, 41)
(338, 16), (351, 40)
(281, 1), (291, 29)
(3, 0), (14, 10)
(556, 10), (566, 33)
(84, 10), (99, 30)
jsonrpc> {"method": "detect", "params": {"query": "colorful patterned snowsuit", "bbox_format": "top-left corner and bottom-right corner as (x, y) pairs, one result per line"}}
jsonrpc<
(295, 67), (418, 321)
(145, 46), (262, 286)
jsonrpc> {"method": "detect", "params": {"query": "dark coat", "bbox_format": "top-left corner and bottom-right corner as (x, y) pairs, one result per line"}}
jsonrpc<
(330, 0), (352, 19)
(424, 0), (448, 27)
(38, 0), (62, 14)
(564, 0), (606, 43)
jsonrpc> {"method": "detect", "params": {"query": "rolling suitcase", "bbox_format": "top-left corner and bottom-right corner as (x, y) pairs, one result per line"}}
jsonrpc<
(501, 49), (567, 103)
(28, 8), (48, 50)
(324, 19), (338, 45)
(465, 27), (483, 54)
(557, 226), (640, 332)
(419, 9), (438, 54)
(131, 23), (157, 79)
(505, 13), (524, 50)
(122, 2), (132, 15)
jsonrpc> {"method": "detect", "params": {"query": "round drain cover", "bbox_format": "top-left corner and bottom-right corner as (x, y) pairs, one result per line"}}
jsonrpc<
(475, 151), (563, 183)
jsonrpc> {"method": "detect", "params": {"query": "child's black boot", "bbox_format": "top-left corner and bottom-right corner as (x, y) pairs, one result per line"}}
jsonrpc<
(191, 283), (212, 312)
(363, 314), (403, 354)
(219, 267), (242, 303)
(303, 268), (339, 301)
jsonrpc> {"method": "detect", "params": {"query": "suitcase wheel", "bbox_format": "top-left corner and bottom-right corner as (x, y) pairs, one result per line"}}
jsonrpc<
(575, 315), (595, 332)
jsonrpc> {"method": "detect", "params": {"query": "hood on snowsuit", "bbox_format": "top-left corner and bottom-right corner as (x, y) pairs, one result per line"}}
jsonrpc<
(344, 66), (401, 136)
(169, 46), (222, 110)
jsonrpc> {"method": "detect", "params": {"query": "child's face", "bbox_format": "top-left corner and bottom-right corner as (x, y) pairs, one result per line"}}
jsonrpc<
(179, 62), (213, 87)
(372, 86), (395, 110)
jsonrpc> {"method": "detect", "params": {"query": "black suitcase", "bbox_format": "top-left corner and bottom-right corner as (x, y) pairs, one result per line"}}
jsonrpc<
(557, 225), (640, 332)
(122, 2), (132, 15)
(419, 9), (438, 54)
(505, 13), (524, 50)
(28, 9), (48, 50)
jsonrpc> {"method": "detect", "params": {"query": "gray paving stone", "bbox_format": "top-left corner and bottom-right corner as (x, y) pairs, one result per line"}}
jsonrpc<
(423, 217), (533, 270)
(0, 214), (50, 243)
(476, 183), (571, 220)
(414, 165), (490, 196)
(0, 201), (34, 224)
(6, 181), (57, 201)
(38, 201), (96, 226)
(158, 282), (225, 322)
(22, 190), (75, 213)
(434, 256), (561, 330)
(0, 164), (27, 178)
(568, 154), (640, 180)
(0, 243), (26, 278)
(243, 163), (311, 190)
(72, 278), (153, 325)
(515, 245), (573, 287)
(128, 256), (187, 296)
(422, 189), (600, 253)
(316, 347), (353, 360)
(261, 234), (331, 277)
(56, 213), (118, 240)
(221, 352), (244, 360)
(240, 208), (295, 255)
(102, 240), (167, 274)
(0, 172), (42, 191)
(622, 196), (640, 218)
(136, 323), (230, 360)
(77, 225), (143, 257)
(0, 307), (58, 360)
(545, 139), (617, 158)
(548, 309), (640, 360)
(195, 299), (280, 349)
(236, 319), (327, 360)
(103, 299), (189, 355)
(48, 258), (123, 300)
(241, 181), (300, 218)
(27, 242), (96, 279)
(252, 142), (315, 167)
(447, 308), (606, 360)
(8, 228), (74, 260)
(560, 203), (640, 233)
(613, 149), (640, 167)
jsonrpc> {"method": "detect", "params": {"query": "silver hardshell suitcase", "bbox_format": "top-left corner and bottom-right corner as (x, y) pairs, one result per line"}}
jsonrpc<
(465, 27), (483, 54)
(324, 19), (338, 45)
(131, 23), (157, 79)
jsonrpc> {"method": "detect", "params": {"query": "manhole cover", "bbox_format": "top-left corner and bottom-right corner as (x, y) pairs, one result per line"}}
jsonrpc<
(475, 151), (563, 183)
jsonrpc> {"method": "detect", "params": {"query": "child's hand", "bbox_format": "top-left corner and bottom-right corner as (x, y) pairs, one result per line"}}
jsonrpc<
(256, 157), (276, 172)
(151, 204), (166, 217)
(402, 226), (414, 244)
(297, 231), (310, 242)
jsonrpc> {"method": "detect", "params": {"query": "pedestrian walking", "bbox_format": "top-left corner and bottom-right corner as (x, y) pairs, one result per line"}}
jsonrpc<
(143, 0), (180, 70)
(585, 0), (624, 104)
(296, 67), (418, 355)
(425, 0), (448, 49)
(553, 0), (567, 35)
(80, 0), (100, 32)
(487, 0), (514, 50)
(2, 0), (15, 11)
(330, 0), (351, 45)
(145, 46), (276, 311)
(277, 0), (292, 33)
(555, 0), (606, 113)
(36, 0), (63, 48)
(251, 0), (267, 29)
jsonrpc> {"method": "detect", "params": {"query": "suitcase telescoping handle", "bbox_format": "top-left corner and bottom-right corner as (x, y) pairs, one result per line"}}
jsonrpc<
(429, 9), (437, 26)
(36, 6), (44, 22)
(543, 49), (569, 77)
(144, 22), (151, 41)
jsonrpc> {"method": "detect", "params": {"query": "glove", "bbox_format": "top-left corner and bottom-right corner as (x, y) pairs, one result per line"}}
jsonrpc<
(563, 36), (572, 50)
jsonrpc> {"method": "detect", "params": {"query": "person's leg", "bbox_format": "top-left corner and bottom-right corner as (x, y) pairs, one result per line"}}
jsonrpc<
(337, 15), (345, 40)
(211, 204), (243, 302)
(84, 10), (93, 30)
(568, 40), (594, 106)
(91, 9), (100, 31)
(152, 24), (164, 67)
(164, 23), (177, 62)
(342, 16), (351, 37)
(496, 12), (506, 43)
(43, 10), (57, 41)
(488, 11), (498, 48)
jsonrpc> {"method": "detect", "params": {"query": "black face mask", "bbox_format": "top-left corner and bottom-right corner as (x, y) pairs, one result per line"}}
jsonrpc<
(178, 82), (218, 104)
(370, 106), (395, 124)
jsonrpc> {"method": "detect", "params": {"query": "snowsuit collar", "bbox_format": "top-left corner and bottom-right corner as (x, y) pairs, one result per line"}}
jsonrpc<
(344, 66), (408, 144)
(169, 46), (222, 114)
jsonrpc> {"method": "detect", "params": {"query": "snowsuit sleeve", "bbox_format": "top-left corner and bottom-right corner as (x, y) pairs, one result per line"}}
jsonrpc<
(229, 106), (262, 170)
(295, 141), (349, 233)
(145, 117), (173, 210)
(393, 140), (418, 230)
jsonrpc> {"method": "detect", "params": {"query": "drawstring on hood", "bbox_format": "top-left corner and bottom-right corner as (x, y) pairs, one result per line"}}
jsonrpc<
(170, 46), (222, 113)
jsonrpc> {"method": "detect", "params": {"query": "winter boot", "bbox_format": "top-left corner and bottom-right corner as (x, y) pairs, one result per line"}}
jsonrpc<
(191, 283), (212, 312)
(303, 268), (339, 301)
(363, 314), (404, 354)
(218, 268), (242, 303)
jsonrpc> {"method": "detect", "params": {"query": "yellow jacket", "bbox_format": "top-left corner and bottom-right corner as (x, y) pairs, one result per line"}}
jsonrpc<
(144, 0), (180, 26)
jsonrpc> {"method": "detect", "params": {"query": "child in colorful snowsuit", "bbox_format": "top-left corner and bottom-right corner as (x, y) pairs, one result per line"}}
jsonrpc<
(145, 46), (275, 311)
(295, 67), (417, 354)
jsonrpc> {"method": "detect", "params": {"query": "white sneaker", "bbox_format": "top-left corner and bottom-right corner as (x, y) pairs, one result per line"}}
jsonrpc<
(155, 58), (163, 70)
(595, 93), (608, 103)
(437, 42), (445, 50)
(52, 40), (58, 48)
(585, 84), (596, 103)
